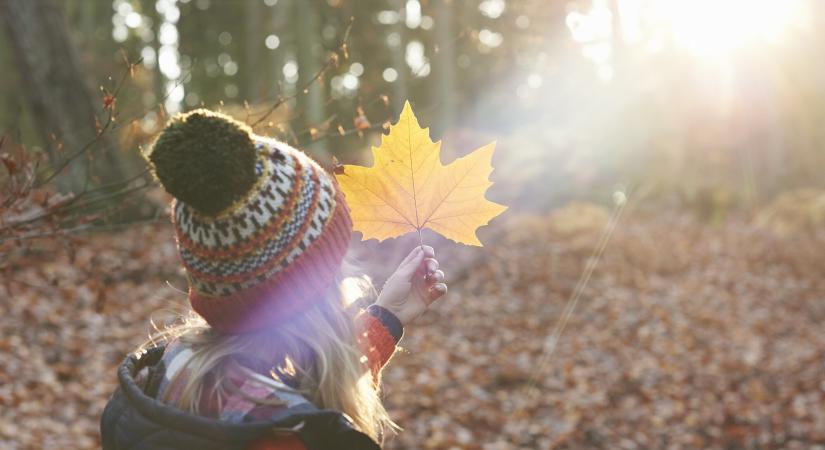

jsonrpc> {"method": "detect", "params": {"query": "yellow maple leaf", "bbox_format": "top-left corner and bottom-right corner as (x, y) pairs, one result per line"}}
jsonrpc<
(335, 101), (507, 246)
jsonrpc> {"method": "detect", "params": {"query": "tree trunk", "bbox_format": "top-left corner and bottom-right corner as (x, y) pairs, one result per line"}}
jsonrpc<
(433, 0), (455, 136)
(244, 0), (262, 102)
(0, 0), (126, 192)
(293, 0), (327, 157)
(267, 2), (286, 102)
(151, 1), (166, 108)
(389, 0), (408, 115)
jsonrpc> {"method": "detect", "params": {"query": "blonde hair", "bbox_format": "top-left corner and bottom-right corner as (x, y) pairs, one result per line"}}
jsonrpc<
(139, 275), (397, 442)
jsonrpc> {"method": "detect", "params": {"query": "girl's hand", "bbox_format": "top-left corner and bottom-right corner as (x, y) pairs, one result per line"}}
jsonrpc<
(375, 245), (447, 326)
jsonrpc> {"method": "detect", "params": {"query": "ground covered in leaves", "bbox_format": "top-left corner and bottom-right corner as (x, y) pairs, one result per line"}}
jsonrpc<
(2, 209), (824, 449)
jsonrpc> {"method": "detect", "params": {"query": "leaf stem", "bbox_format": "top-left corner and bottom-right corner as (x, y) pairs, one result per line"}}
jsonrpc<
(406, 103), (424, 251)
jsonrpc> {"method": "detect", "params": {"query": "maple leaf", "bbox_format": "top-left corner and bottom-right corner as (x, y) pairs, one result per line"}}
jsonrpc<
(335, 101), (507, 246)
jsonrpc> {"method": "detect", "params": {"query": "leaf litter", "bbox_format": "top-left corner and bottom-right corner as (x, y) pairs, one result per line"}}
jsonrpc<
(1, 209), (825, 449)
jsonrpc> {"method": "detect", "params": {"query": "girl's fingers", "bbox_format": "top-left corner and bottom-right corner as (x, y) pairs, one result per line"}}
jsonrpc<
(396, 247), (435, 280)
(399, 246), (422, 266)
(396, 255), (424, 280)
(401, 245), (434, 266)
(426, 269), (444, 283)
(422, 257), (439, 274)
(428, 283), (447, 302)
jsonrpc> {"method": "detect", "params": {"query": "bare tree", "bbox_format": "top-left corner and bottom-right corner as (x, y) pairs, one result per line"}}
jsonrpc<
(433, 0), (456, 134)
(293, 0), (327, 156)
(389, 0), (409, 115)
(0, 0), (127, 192)
(243, 0), (263, 101)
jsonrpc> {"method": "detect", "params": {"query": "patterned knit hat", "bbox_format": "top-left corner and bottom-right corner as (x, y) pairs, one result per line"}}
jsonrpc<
(146, 109), (352, 333)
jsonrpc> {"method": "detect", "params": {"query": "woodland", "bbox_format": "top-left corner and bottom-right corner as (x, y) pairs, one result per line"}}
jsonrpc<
(1, 0), (825, 449)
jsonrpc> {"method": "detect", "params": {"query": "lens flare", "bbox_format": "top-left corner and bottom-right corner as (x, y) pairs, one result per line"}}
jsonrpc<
(652, 0), (806, 56)
(568, 0), (808, 62)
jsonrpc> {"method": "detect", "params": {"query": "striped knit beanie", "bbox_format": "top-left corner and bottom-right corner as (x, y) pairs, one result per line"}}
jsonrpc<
(146, 109), (352, 333)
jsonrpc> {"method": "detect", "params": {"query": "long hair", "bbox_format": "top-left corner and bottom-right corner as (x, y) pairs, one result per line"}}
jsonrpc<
(138, 274), (397, 442)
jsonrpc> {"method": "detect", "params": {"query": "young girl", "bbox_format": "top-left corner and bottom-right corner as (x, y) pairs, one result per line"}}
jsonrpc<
(100, 109), (447, 450)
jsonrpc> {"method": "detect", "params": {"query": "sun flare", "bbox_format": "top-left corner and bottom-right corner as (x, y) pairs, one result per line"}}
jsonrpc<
(568, 0), (808, 61)
(650, 0), (807, 57)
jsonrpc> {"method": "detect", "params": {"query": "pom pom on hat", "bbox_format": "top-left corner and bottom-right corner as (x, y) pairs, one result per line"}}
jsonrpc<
(146, 109), (258, 215)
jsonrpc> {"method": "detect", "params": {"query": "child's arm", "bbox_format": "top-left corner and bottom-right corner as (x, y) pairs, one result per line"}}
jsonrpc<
(355, 304), (404, 379)
(356, 245), (447, 379)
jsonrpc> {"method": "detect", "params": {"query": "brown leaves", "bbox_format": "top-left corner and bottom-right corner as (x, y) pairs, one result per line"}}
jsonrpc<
(378, 211), (825, 449)
(0, 152), (16, 176)
(1, 224), (184, 448)
(0, 136), (15, 176)
(0, 135), (31, 179)
(4, 210), (825, 449)
(102, 93), (116, 111)
(353, 106), (371, 131)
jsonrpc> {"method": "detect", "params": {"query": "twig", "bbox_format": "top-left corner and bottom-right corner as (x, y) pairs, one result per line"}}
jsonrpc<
(36, 57), (143, 187)
(1, 215), (167, 242)
(249, 19), (354, 127)
(2, 169), (150, 231)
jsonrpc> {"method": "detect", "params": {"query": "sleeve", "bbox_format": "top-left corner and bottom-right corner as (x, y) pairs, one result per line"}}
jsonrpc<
(354, 304), (404, 381)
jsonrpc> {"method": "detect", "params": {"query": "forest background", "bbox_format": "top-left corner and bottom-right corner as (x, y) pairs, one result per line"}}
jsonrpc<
(1, 0), (825, 449)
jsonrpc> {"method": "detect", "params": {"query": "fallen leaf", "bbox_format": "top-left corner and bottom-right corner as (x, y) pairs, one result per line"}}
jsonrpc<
(0, 153), (16, 175)
(102, 93), (116, 111)
(354, 106), (371, 131)
(336, 101), (507, 246)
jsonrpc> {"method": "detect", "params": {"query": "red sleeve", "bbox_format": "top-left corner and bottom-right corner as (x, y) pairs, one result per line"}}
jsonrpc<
(354, 311), (400, 382)
(247, 434), (306, 450)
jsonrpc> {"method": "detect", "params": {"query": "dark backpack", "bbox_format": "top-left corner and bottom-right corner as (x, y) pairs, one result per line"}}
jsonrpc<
(100, 346), (380, 450)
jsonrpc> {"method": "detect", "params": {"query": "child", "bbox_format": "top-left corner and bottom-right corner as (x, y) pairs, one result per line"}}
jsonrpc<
(100, 110), (447, 450)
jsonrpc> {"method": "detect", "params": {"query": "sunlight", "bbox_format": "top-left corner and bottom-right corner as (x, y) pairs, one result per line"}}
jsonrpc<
(340, 275), (373, 306)
(649, 0), (806, 57)
(568, 0), (807, 64)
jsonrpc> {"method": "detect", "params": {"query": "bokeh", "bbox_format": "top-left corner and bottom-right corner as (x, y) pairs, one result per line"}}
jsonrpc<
(1, 1), (824, 449)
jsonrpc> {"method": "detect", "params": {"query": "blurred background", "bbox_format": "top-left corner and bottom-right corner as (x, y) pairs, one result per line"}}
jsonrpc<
(1, 0), (825, 449)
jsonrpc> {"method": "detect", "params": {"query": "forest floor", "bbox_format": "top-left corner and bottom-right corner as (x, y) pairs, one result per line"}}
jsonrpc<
(2, 208), (824, 450)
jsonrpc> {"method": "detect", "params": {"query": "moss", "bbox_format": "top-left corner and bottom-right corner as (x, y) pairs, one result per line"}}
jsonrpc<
(145, 109), (258, 215)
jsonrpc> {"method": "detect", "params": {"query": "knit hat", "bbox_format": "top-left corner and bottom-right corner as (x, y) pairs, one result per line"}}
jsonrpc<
(146, 109), (353, 333)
